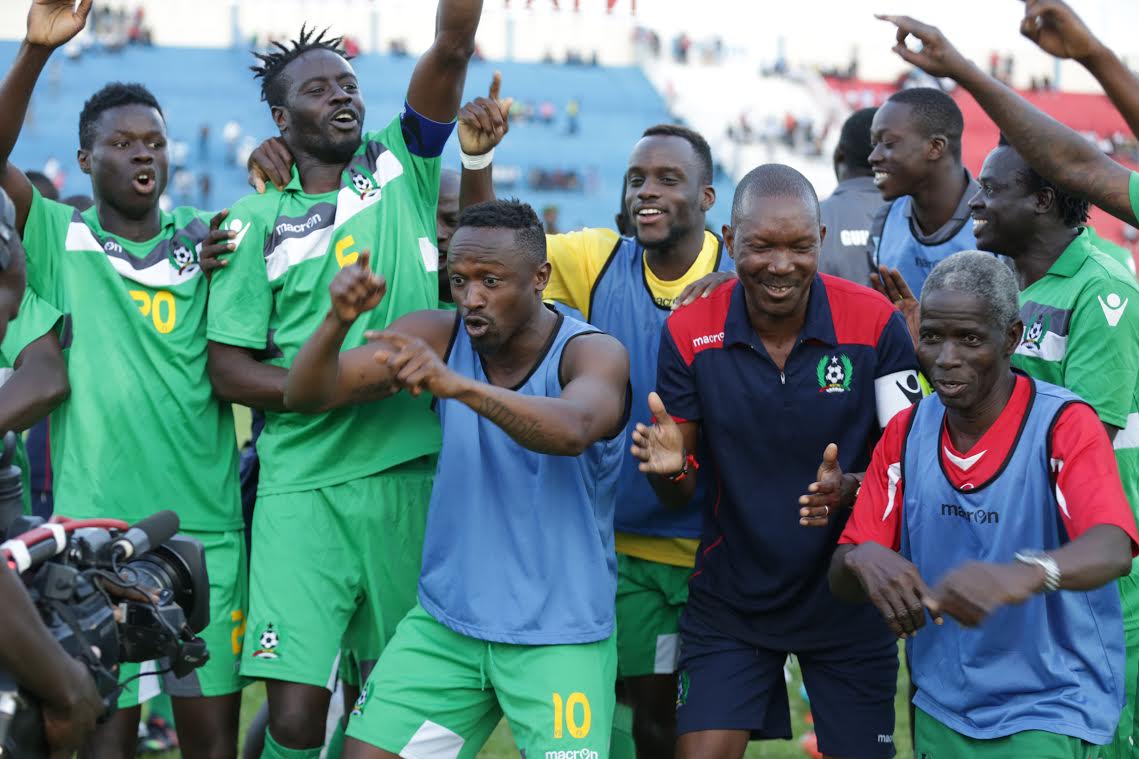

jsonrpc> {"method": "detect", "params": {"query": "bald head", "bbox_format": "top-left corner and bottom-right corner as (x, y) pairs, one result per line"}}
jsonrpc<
(731, 164), (820, 227)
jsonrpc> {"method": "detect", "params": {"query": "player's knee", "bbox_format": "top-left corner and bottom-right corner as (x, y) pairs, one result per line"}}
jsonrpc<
(268, 704), (327, 749)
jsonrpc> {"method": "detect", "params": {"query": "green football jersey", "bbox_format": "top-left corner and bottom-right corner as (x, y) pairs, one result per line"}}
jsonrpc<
(0, 287), (63, 364)
(208, 115), (443, 496)
(0, 288), (61, 516)
(20, 189), (241, 530)
(1012, 226), (1139, 626)
(1087, 226), (1137, 279)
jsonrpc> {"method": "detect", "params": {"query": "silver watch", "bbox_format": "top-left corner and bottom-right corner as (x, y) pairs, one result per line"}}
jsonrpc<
(1014, 550), (1061, 593)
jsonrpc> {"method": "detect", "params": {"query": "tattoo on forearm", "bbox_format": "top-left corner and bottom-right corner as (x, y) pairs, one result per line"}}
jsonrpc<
(478, 396), (548, 449)
(348, 379), (394, 403)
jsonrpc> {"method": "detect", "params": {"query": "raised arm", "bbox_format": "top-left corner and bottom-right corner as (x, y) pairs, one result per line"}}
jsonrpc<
(457, 72), (512, 210)
(0, 0), (92, 232)
(879, 14), (1137, 226)
(406, 0), (484, 123)
(1020, 0), (1139, 140)
(630, 392), (701, 509)
(0, 332), (68, 432)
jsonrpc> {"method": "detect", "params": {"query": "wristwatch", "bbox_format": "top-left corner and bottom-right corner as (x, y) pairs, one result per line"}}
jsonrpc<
(1013, 550), (1061, 593)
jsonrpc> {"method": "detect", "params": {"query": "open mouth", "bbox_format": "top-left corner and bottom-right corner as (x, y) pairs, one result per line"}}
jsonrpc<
(762, 282), (795, 299)
(935, 379), (967, 397)
(971, 218), (989, 235)
(132, 169), (156, 195)
(873, 170), (890, 188)
(464, 317), (490, 337)
(330, 109), (360, 130)
(636, 208), (665, 224)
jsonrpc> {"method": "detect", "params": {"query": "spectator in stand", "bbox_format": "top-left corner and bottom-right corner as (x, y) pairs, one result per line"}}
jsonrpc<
(542, 204), (559, 235)
(819, 108), (883, 286)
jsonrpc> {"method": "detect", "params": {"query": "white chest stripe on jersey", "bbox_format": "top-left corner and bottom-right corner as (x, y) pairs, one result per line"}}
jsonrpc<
(1014, 331), (1067, 363)
(263, 149), (405, 282)
(65, 222), (200, 289)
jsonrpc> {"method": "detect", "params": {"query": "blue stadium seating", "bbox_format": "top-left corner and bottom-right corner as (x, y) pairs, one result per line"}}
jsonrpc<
(0, 42), (733, 232)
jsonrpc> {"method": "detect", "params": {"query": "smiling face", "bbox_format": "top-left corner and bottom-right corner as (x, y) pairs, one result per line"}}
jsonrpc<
(868, 100), (936, 201)
(274, 48), (365, 164)
(624, 134), (711, 250)
(968, 146), (1051, 257)
(917, 289), (1021, 411)
(447, 226), (550, 355)
(725, 192), (823, 322)
(78, 103), (168, 219)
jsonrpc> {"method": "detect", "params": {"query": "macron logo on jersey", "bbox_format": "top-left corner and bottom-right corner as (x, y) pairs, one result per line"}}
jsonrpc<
(275, 213), (325, 237)
(691, 332), (724, 351)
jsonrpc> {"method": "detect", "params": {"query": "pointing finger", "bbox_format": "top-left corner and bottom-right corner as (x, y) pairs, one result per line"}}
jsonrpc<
(489, 70), (502, 101)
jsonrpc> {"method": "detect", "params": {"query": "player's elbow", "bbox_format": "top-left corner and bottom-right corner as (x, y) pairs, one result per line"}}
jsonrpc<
(431, 31), (477, 68)
(282, 384), (323, 414)
(205, 343), (245, 403)
(41, 367), (70, 409)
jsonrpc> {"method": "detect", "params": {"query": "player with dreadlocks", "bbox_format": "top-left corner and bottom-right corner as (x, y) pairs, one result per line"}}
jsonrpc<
(205, 5), (483, 759)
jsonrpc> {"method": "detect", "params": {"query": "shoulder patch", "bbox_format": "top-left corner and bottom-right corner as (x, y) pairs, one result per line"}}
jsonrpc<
(666, 280), (735, 365)
(821, 274), (894, 347)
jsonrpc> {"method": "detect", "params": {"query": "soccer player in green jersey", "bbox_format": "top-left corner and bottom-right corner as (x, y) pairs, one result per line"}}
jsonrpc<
(205, 7), (482, 758)
(0, 2), (276, 756)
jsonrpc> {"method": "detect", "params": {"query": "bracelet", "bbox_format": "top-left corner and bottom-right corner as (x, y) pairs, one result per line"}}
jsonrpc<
(665, 451), (699, 483)
(460, 147), (494, 171)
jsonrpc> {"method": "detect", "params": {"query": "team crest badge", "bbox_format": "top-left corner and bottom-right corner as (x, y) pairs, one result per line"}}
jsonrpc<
(253, 624), (280, 660)
(170, 234), (200, 275)
(348, 167), (379, 199)
(1021, 312), (1050, 350)
(817, 354), (853, 393)
(350, 682), (370, 717)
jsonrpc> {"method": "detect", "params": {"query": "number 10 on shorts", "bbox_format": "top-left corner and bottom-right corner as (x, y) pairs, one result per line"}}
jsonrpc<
(551, 692), (591, 739)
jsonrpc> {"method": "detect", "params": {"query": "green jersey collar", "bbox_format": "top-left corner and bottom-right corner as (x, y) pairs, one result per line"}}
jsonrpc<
(1046, 228), (1094, 279)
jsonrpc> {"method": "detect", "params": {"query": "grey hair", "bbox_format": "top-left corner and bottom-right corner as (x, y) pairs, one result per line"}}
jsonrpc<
(921, 251), (1020, 331)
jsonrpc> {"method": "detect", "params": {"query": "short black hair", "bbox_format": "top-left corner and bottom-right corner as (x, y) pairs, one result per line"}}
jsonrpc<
(251, 25), (350, 107)
(457, 199), (547, 266)
(997, 134), (1090, 227)
(886, 87), (964, 162)
(731, 163), (819, 226)
(837, 107), (877, 172)
(78, 82), (164, 150)
(641, 124), (714, 185)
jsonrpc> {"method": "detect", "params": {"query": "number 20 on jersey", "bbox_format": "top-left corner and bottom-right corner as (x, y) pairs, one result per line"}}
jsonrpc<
(130, 289), (177, 334)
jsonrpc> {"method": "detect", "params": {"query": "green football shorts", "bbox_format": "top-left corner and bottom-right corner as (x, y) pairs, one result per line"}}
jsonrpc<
(615, 553), (690, 678)
(346, 604), (617, 759)
(914, 707), (1097, 758)
(241, 457), (433, 689)
(117, 528), (249, 707)
(1102, 623), (1139, 759)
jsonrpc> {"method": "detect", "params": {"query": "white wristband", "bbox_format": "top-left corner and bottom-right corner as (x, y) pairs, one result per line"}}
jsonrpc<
(460, 147), (494, 171)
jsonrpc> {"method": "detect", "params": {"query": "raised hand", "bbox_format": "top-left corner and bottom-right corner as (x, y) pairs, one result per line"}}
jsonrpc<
(798, 443), (851, 527)
(26, 0), (92, 49)
(368, 331), (466, 399)
(248, 137), (295, 194)
(876, 14), (971, 80)
(329, 251), (386, 325)
(458, 71), (514, 158)
(1020, 0), (1101, 62)
(197, 209), (236, 280)
(843, 542), (941, 638)
(630, 392), (686, 476)
(870, 265), (920, 349)
(926, 560), (1044, 627)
